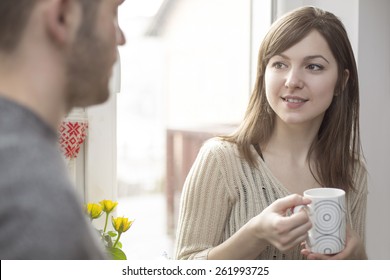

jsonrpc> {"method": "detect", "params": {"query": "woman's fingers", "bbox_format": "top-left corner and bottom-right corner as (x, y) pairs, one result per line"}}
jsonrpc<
(271, 194), (311, 214)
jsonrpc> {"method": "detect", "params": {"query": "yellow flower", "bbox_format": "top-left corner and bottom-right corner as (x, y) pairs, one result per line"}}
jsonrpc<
(86, 203), (103, 220)
(112, 216), (134, 233)
(100, 199), (118, 214)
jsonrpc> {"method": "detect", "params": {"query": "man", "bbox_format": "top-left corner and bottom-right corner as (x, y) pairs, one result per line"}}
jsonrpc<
(0, 0), (126, 259)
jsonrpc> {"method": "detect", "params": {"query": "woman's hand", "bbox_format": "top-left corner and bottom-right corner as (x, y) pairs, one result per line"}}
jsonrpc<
(301, 224), (367, 259)
(208, 194), (312, 259)
(249, 194), (312, 252)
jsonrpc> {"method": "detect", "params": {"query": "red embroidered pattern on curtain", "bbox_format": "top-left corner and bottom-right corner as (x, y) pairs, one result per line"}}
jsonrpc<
(59, 120), (88, 159)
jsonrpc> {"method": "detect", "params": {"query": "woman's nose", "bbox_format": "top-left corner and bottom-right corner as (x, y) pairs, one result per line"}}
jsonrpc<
(284, 69), (304, 89)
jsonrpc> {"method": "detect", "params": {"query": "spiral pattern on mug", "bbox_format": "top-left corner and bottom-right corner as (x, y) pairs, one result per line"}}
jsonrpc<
(313, 200), (342, 235)
(312, 235), (346, 255)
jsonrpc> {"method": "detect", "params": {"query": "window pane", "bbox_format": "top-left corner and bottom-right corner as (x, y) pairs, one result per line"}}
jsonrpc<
(117, 0), (256, 260)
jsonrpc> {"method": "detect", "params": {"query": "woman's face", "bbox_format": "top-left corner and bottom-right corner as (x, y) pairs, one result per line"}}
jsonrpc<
(264, 30), (340, 129)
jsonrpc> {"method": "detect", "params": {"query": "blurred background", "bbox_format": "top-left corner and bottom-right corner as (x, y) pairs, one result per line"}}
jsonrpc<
(115, 0), (254, 259)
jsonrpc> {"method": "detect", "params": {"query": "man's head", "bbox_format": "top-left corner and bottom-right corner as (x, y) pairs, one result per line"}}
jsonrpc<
(0, 0), (126, 111)
(65, 0), (126, 109)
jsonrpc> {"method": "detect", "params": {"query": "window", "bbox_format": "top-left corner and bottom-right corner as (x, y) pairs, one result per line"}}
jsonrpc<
(74, 0), (273, 259)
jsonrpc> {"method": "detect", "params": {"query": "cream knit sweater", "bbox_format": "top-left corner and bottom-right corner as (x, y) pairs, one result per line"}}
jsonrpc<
(174, 138), (368, 260)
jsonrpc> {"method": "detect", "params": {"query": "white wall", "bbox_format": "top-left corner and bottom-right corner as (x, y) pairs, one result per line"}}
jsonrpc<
(358, 0), (390, 260)
(273, 0), (390, 259)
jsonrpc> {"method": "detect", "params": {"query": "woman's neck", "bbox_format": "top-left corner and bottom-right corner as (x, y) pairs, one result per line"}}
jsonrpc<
(262, 117), (321, 165)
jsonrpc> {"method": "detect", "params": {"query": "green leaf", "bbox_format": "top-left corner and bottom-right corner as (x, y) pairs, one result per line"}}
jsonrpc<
(108, 231), (118, 237)
(107, 247), (127, 260)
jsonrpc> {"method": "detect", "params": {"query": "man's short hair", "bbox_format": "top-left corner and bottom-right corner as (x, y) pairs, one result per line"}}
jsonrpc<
(0, 0), (101, 53)
(0, 0), (35, 52)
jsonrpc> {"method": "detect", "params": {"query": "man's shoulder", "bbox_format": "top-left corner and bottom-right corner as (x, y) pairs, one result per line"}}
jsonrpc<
(0, 130), (72, 205)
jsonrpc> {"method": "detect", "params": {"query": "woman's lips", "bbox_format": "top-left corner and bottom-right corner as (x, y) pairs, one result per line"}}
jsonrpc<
(281, 96), (308, 108)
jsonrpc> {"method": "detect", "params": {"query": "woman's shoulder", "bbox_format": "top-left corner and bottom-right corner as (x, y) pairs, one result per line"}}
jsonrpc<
(195, 138), (242, 167)
(201, 137), (239, 155)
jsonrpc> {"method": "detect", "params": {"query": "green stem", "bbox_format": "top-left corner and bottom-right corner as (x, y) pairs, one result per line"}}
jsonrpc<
(103, 213), (109, 233)
(113, 232), (122, 248)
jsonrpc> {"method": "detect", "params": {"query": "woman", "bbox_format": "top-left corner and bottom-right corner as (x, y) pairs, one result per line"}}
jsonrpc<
(174, 6), (367, 260)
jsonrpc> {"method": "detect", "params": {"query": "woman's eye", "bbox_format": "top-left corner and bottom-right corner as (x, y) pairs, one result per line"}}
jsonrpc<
(272, 62), (286, 69)
(307, 64), (324, 71)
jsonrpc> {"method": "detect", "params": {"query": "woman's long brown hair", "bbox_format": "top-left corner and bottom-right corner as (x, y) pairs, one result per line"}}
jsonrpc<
(222, 6), (361, 192)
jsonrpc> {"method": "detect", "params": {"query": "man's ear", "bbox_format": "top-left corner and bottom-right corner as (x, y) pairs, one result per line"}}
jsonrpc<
(45, 0), (81, 46)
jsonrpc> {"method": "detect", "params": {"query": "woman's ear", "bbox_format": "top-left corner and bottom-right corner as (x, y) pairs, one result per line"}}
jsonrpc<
(44, 0), (81, 46)
(335, 69), (350, 97)
(342, 69), (350, 91)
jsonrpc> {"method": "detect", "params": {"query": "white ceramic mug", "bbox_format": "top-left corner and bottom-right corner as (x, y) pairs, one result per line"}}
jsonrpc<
(294, 188), (346, 254)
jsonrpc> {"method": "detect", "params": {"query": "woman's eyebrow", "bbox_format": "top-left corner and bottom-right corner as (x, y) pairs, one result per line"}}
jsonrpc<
(304, 55), (330, 64)
(273, 54), (330, 64)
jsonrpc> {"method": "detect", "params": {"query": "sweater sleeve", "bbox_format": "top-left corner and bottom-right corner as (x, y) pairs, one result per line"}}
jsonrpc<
(174, 140), (234, 260)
